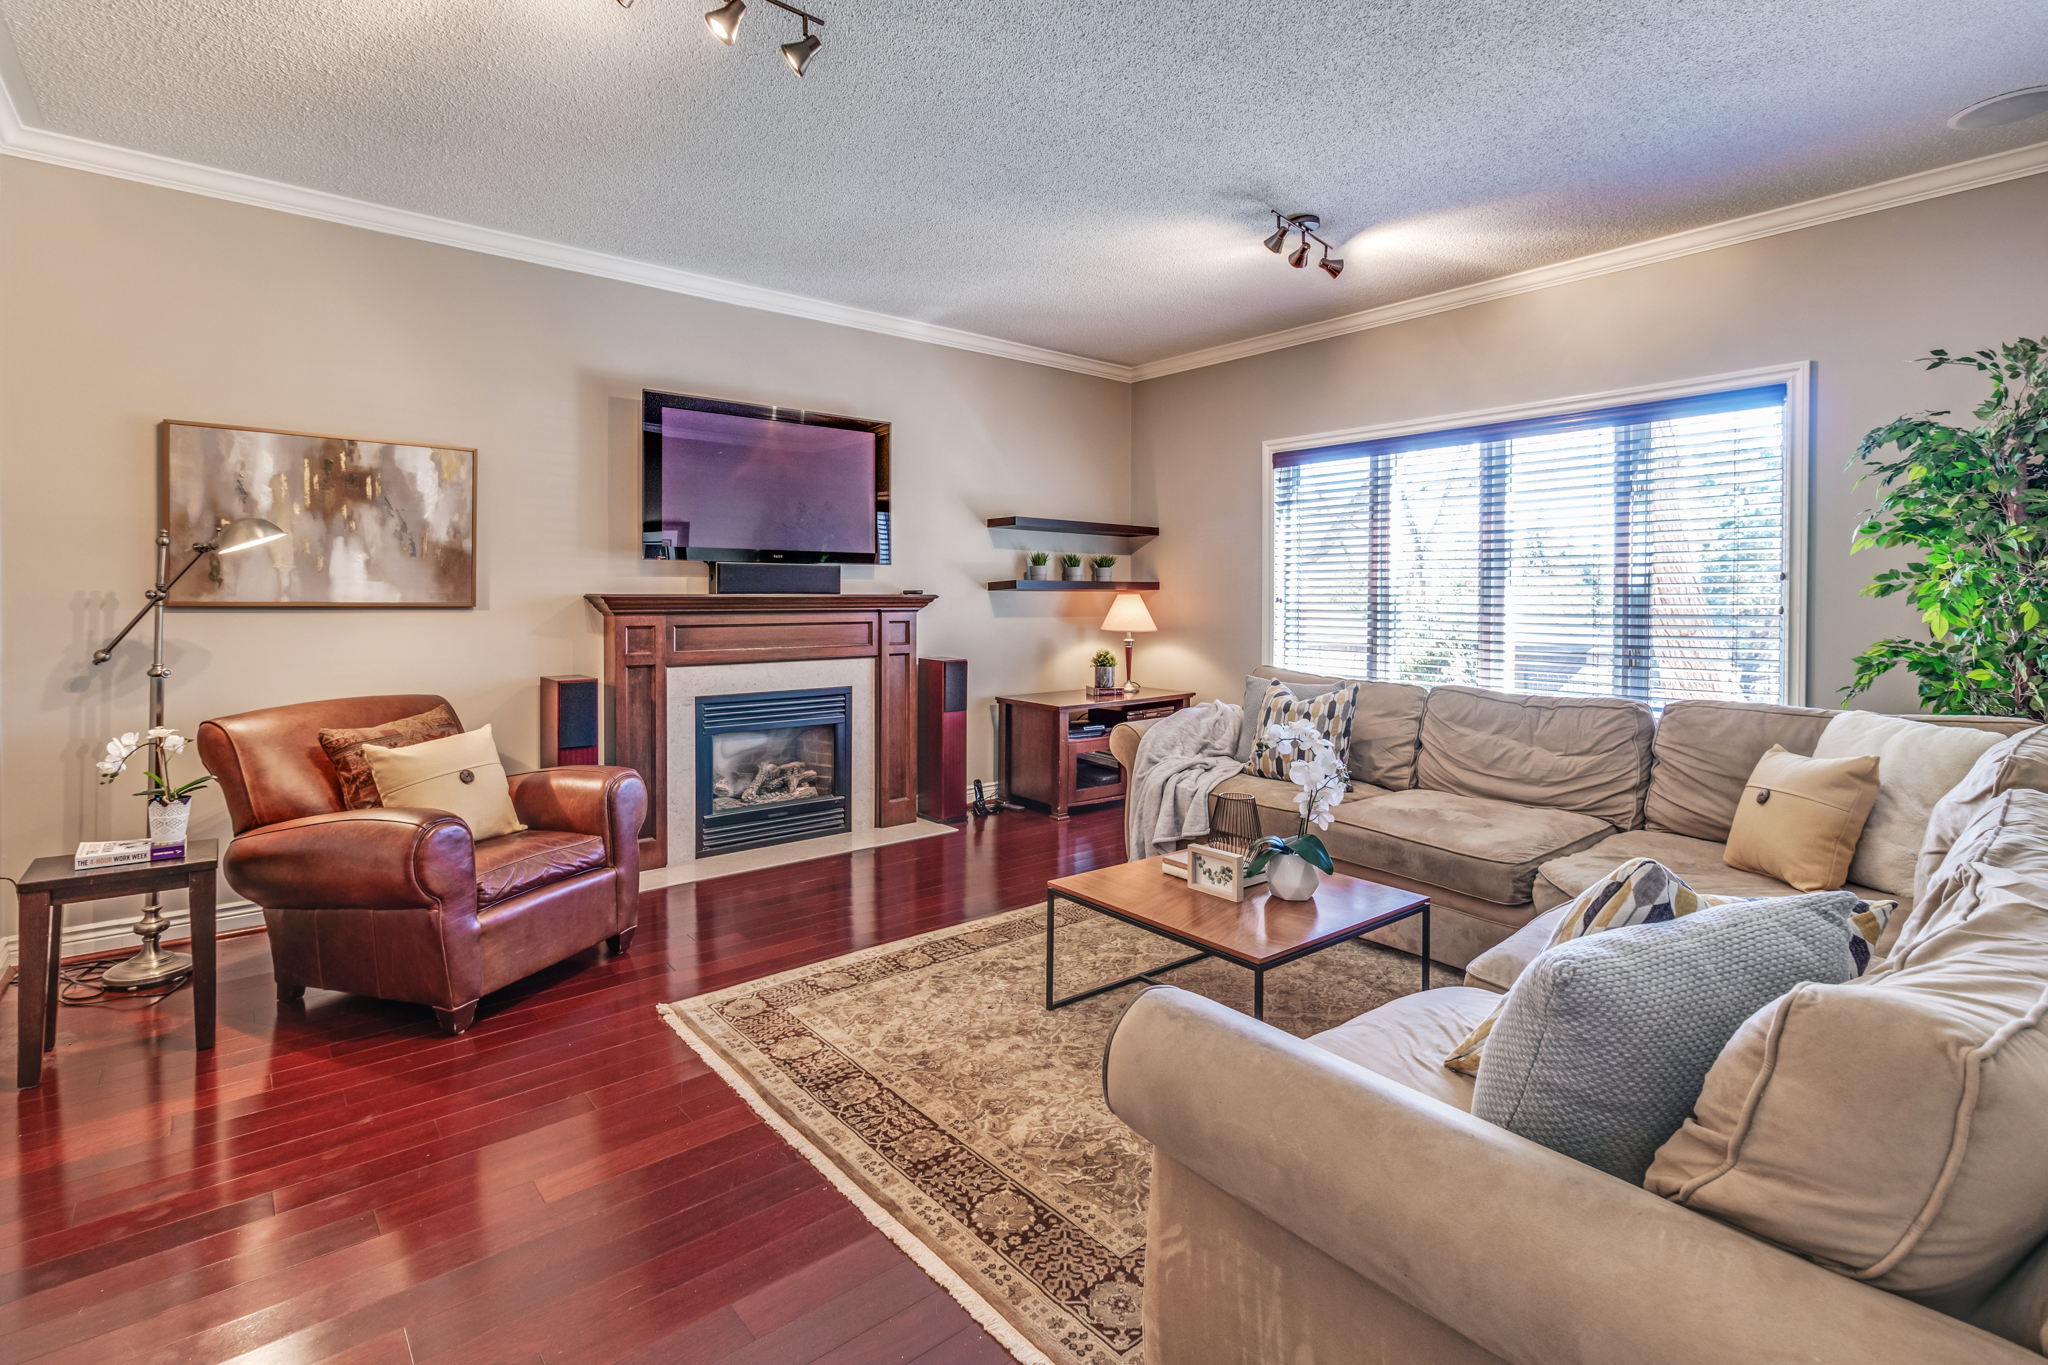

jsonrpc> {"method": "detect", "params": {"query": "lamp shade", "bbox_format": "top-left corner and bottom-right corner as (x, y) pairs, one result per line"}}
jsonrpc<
(1101, 593), (1156, 634)
(214, 517), (287, 555)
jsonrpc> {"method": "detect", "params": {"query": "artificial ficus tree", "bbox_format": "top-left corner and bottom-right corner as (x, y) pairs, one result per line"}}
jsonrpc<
(1844, 337), (2047, 720)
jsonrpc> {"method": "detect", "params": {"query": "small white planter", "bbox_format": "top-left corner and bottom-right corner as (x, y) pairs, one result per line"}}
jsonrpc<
(1025, 562), (1050, 580)
(1265, 852), (1321, 901)
(148, 796), (193, 850)
(1062, 564), (1088, 581)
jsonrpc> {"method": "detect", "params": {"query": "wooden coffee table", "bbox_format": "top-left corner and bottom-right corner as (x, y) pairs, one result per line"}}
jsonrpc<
(1045, 855), (1431, 1020)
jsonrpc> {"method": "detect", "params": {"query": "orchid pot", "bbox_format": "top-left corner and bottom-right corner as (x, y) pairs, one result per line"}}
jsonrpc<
(147, 796), (193, 850)
(1244, 716), (1346, 901)
(98, 726), (214, 850)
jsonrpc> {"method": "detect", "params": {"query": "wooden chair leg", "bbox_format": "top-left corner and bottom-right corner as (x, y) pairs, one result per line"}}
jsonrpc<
(608, 927), (637, 955)
(433, 1001), (479, 1036)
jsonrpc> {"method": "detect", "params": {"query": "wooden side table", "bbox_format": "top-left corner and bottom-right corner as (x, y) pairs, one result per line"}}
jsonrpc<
(14, 840), (220, 1088)
(996, 688), (1194, 820)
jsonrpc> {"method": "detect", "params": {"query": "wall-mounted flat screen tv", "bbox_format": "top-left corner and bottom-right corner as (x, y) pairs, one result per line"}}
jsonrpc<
(642, 390), (890, 564)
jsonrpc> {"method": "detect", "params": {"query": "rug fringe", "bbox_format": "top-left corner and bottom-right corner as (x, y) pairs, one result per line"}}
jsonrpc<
(658, 1001), (1057, 1365)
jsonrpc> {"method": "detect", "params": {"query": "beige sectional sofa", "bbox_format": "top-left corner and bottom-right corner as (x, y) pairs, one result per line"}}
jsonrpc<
(1105, 726), (2048, 1364)
(1110, 664), (2033, 972)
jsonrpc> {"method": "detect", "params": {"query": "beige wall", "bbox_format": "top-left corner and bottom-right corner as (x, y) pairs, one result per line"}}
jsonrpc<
(0, 157), (1134, 945)
(1131, 171), (2048, 715)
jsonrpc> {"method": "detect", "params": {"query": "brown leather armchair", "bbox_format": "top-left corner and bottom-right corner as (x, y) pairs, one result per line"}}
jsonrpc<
(198, 694), (647, 1035)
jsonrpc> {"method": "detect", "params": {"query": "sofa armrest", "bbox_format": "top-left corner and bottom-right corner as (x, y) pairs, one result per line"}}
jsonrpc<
(1104, 986), (2035, 1365)
(507, 766), (647, 853)
(223, 808), (477, 911)
(1463, 904), (1569, 994)
(1109, 719), (1160, 775)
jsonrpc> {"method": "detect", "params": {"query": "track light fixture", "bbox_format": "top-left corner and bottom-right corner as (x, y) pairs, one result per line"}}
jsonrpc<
(1263, 211), (1343, 282)
(692, 0), (824, 76)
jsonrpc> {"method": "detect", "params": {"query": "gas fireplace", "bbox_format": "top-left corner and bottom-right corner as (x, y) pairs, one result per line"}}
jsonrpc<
(694, 686), (852, 856)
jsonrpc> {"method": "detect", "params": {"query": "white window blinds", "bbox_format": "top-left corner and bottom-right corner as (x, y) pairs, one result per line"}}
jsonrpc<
(1271, 384), (1791, 705)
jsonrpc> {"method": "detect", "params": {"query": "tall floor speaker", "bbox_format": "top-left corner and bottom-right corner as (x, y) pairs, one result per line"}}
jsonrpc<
(918, 657), (968, 822)
(541, 675), (600, 766)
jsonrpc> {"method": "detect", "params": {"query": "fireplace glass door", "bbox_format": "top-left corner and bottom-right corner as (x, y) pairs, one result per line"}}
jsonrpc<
(696, 687), (852, 856)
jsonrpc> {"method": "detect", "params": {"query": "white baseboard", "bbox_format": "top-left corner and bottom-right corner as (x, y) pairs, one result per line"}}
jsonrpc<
(2, 899), (268, 972)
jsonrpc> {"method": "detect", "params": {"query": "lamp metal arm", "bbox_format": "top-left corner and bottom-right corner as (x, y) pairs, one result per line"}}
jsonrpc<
(90, 531), (217, 667)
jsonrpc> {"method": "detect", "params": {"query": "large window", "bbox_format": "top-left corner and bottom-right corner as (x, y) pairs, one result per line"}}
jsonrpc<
(1271, 383), (1794, 705)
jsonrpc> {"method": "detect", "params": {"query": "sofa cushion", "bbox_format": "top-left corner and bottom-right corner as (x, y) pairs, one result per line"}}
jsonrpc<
(1648, 808), (2048, 1309)
(1308, 986), (1494, 1112)
(1813, 711), (2006, 898)
(1253, 665), (1427, 789)
(1535, 830), (1896, 916)
(1642, 699), (1834, 842)
(1475, 892), (1864, 1184)
(1721, 746), (1881, 893)
(1325, 789), (1612, 907)
(1913, 725), (2048, 910)
(1415, 685), (1652, 828)
(475, 829), (608, 906)
(1465, 906), (1569, 994)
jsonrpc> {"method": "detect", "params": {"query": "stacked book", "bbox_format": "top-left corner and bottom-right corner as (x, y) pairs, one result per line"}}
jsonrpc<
(74, 839), (183, 869)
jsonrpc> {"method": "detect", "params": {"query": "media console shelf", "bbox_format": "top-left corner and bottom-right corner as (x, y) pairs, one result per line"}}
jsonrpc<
(984, 516), (1159, 539)
(986, 579), (1162, 592)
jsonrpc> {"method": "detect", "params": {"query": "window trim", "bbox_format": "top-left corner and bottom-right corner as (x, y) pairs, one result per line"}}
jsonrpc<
(1260, 362), (1813, 706)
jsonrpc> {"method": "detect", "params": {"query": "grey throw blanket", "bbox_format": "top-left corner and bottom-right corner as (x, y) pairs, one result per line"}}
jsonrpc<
(1125, 699), (1247, 860)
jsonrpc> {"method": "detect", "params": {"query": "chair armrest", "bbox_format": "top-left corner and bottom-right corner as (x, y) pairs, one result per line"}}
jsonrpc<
(1104, 986), (2034, 1365)
(1109, 719), (1160, 775)
(506, 766), (647, 852)
(223, 808), (476, 911)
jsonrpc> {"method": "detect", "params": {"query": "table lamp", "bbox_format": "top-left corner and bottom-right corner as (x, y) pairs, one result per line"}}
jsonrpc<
(1100, 592), (1156, 695)
(88, 516), (287, 987)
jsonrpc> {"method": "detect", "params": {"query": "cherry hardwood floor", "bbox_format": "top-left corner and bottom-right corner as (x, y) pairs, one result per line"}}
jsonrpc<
(2, 806), (1128, 1364)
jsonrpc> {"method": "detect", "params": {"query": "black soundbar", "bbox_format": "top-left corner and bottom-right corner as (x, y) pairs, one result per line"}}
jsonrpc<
(711, 562), (843, 595)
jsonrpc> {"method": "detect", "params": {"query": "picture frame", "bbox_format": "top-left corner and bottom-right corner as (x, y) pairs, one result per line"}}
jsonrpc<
(159, 419), (478, 608)
(1185, 843), (1250, 902)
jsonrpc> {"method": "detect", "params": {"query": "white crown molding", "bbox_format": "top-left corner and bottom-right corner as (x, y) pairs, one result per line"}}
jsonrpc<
(2, 57), (2043, 388)
(0, 90), (1135, 383)
(1130, 140), (2048, 382)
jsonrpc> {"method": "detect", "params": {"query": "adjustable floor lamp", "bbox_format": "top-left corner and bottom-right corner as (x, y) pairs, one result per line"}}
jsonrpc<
(89, 516), (285, 987)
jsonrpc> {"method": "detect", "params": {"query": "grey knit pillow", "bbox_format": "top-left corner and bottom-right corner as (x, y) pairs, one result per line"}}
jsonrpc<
(1471, 892), (1862, 1183)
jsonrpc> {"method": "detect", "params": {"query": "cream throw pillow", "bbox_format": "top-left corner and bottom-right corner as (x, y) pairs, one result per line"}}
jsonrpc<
(1722, 746), (1879, 892)
(1811, 711), (2005, 898)
(364, 724), (525, 839)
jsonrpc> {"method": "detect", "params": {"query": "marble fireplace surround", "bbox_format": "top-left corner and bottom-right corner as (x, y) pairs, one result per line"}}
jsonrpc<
(587, 594), (948, 881)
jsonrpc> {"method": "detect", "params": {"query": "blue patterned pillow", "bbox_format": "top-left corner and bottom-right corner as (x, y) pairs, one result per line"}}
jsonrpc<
(1471, 892), (1862, 1183)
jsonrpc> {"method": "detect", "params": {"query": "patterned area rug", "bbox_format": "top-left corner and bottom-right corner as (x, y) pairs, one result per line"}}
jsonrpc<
(660, 898), (1446, 1365)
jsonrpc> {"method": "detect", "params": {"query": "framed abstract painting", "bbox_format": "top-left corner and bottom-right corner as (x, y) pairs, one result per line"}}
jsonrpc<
(160, 420), (477, 608)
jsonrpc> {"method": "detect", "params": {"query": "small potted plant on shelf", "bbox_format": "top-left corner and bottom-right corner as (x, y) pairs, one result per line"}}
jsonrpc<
(97, 726), (215, 853)
(1091, 554), (1118, 582)
(1025, 550), (1051, 580)
(1090, 648), (1118, 693)
(1060, 553), (1086, 581)
(1245, 719), (1342, 900)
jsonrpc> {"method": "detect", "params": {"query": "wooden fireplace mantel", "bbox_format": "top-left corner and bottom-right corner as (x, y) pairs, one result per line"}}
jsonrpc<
(586, 593), (938, 868)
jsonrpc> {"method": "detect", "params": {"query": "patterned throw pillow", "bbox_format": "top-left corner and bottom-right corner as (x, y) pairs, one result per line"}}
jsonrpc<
(1442, 857), (1895, 1074)
(1246, 681), (1362, 781)
(319, 703), (463, 809)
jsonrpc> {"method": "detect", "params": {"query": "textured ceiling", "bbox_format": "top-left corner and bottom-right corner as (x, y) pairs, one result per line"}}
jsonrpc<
(3, 0), (2046, 367)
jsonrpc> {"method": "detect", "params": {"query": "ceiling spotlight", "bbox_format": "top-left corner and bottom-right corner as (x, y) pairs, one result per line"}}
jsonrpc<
(1262, 211), (1343, 282)
(704, 0), (746, 43)
(1949, 85), (2048, 129)
(781, 19), (821, 76)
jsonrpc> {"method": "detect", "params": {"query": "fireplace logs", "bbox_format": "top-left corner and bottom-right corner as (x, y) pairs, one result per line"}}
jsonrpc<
(712, 760), (822, 810)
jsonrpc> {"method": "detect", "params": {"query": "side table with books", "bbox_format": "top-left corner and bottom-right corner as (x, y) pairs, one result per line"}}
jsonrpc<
(13, 840), (219, 1088)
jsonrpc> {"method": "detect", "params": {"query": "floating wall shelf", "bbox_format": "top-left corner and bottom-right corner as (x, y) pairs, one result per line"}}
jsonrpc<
(984, 516), (1159, 539)
(986, 579), (1162, 592)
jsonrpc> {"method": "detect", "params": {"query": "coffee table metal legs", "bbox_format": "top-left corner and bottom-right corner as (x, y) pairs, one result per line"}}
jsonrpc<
(1044, 894), (1210, 1012)
(1043, 894), (1432, 1021)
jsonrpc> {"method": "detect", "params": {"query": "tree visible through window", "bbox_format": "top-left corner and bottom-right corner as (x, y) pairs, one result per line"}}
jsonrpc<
(1271, 385), (1790, 705)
